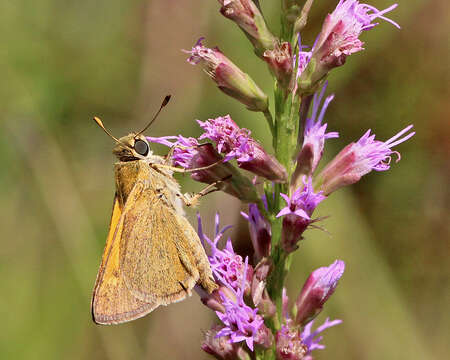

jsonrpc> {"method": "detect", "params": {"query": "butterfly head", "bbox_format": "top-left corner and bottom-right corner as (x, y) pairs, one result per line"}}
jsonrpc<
(113, 133), (152, 161)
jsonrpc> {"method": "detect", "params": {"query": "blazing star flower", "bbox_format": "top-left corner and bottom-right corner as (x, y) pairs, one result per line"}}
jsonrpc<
(198, 115), (287, 182)
(295, 35), (312, 80)
(277, 176), (326, 253)
(292, 35), (312, 95)
(241, 203), (271, 260)
(185, 38), (268, 112)
(314, 0), (400, 68)
(198, 213), (253, 293)
(216, 258), (270, 351)
(317, 125), (415, 195)
(298, 1), (400, 91)
(147, 135), (259, 202)
(292, 82), (339, 185)
(303, 83), (339, 170)
(146, 134), (220, 170)
(278, 176), (325, 220)
(301, 318), (343, 355)
(295, 260), (345, 326)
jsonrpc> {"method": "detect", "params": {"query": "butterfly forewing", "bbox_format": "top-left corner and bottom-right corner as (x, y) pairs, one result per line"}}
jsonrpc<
(91, 195), (159, 325)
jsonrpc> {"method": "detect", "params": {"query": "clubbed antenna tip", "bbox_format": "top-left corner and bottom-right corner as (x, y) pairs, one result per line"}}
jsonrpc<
(162, 95), (171, 107)
(136, 94), (173, 136)
(93, 116), (120, 143)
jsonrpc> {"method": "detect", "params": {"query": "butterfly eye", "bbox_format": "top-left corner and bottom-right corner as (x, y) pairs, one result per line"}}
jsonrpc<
(134, 139), (149, 156)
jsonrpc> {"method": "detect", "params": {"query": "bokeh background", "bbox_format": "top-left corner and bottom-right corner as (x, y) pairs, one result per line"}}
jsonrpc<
(0, 0), (448, 359)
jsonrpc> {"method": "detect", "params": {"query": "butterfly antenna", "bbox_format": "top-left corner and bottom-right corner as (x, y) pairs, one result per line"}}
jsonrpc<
(136, 95), (171, 136)
(93, 116), (121, 143)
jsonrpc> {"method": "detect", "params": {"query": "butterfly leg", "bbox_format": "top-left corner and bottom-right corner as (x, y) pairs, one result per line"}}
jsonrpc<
(163, 144), (178, 165)
(178, 182), (220, 208)
(178, 175), (232, 207)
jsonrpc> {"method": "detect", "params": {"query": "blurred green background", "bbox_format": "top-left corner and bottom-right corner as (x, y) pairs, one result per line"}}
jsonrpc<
(0, 0), (448, 359)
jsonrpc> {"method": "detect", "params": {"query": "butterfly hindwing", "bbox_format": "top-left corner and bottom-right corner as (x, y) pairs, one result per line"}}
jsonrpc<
(119, 178), (200, 304)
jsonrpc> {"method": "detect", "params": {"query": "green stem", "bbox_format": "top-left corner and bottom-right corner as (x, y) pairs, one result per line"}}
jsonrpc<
(265, 82), (302, 330)
(263, 109), (275, 138)
(259, 5), (307, 360)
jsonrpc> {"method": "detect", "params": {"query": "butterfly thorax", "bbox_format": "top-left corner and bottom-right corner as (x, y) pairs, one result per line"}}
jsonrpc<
(114, 160), (184, 215)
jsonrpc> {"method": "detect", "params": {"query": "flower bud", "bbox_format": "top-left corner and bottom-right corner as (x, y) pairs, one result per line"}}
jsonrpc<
(241, 203), (271, 260)
(251, 258), (276, 318)
(293, 0), (315, 33)
(218, 0), (276, 56)
(255, 323), (274, 349)
(295, 260), (345, 326)
(195, 286), (226, 313)
(282, 0), (301, 23)
(275, 325), (307, 360)
(263, 42), (293, 89)
(202, 325), (251, 360)
(257, 289), (277, 319)
(185, 38), (269, 112)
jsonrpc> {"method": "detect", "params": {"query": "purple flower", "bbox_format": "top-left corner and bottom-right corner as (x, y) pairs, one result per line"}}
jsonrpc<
(303, 83), (339, 170)
(198, 213), (252, 293)
(295, 260), (345, 325)
(216, 258), (269, 351)
(147, 135), (260, 202)
(317, 125), (415, 195)
(295, 35), (312, 79)
(185, 38), (268, 112)
(146, 134), (222, 170)
(292, 35), (312, 95)
(198, 115), (287, 182)
(314, 0), (400, 69)
(301, 318), (342, 354)
(198, 115), (246, 162)
(241, 203), (271, 260)
(277, 176), (326, 253)
(278, 176), (325, 220)
(293, 82), (339, 183)
(297, 1), (400, 91)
